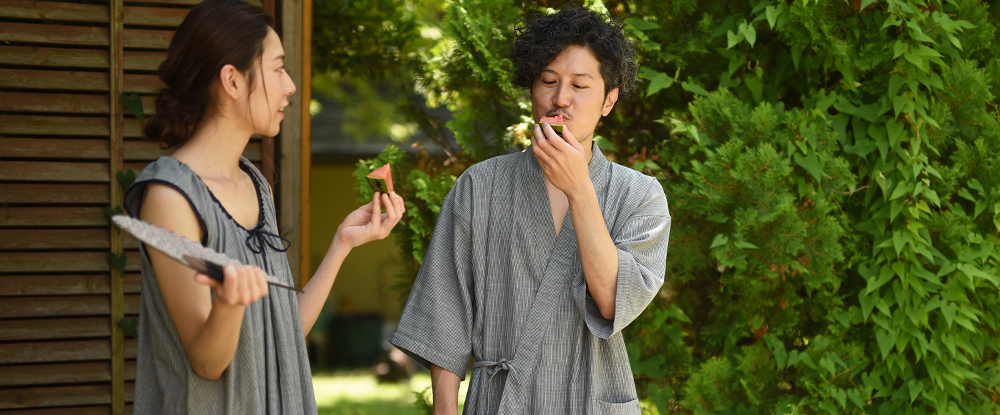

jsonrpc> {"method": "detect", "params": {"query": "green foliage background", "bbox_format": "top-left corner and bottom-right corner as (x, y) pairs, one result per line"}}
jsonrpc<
(316, 0), (1000, 412)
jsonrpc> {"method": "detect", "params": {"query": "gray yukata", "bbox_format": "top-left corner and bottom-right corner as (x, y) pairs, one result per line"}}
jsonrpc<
(125, 156), (316, 415)
(390, 143), (671, 415)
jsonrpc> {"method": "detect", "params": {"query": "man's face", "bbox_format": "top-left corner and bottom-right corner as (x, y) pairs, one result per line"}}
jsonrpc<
(531, 45), (619, 144)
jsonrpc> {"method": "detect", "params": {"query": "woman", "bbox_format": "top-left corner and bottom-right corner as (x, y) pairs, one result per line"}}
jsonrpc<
(123, 1), (404, 413)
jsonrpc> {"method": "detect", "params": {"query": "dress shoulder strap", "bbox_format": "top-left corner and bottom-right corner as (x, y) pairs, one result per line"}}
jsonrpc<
(123, 156), (221, 247)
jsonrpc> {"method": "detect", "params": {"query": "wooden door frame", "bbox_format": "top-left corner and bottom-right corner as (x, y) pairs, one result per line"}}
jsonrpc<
(277, 0), (312, 286)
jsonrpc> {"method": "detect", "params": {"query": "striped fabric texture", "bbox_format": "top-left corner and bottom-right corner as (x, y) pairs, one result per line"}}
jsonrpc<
(124, 156), (316, 415)
(391, 143), (671, 415)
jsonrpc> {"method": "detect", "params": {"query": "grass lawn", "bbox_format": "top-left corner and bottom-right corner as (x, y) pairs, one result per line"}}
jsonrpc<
(313, 371), (468, 415)
(313, 370), (660, 415)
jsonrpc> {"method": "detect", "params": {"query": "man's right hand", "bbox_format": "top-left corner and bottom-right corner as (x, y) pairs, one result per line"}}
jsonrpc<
(430, 364), (460, 415)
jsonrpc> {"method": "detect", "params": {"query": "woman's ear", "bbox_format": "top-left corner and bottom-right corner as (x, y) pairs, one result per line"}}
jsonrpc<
(219, 64), (244, 101)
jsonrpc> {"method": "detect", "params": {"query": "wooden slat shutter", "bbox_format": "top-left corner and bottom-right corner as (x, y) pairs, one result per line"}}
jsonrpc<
(0, 0), (268, 414)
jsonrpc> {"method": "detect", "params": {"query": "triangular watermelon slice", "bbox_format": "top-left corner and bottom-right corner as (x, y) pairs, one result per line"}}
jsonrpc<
(539, 114), (565, 134)
(366, 163), (393, 193)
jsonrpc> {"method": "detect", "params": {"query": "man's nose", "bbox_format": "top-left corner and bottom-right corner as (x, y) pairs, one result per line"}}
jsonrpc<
(552, 82), (571, 108)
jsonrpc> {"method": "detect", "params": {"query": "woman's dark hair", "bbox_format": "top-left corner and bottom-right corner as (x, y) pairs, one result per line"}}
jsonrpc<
(510, 6), (638, 99)
(144, 0), (273, 148)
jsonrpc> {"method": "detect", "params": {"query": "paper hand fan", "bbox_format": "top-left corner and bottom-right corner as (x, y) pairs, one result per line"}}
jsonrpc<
(112, 215), (302, 293)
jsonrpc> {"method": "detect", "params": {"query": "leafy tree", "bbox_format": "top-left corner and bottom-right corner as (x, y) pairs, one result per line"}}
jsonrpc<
(318, 0), (1000, 412)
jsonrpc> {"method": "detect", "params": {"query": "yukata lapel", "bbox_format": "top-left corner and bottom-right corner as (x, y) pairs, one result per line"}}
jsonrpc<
(496, 145), (609, 415)
(516, 147), (560, 275)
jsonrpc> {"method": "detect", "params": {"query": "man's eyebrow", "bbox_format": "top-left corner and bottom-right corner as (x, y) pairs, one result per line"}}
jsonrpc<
(540, 68), (596, 80)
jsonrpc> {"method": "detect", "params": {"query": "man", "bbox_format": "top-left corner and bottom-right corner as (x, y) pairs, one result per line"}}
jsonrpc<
(390, 7), (670, 415)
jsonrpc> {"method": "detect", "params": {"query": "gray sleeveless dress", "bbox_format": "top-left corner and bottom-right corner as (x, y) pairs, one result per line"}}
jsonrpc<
(124, 156), (316, 415)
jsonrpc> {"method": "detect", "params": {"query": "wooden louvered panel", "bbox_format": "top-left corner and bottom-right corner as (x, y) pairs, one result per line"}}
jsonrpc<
(0, 46), (164, 71)
(11, 339), (138, 364)
(124, 140), (170, 160)
(0, 92), (110, 114)
(0, 115), (108, 136)
(123, 28), (173, 49)
(0, 161), (109, 182)
(0, 139), (109, 160)
(0, 139), (264, 161)
(134, 0), (260, 5)
(0, 92), (155, 115)
(123, 6), (190, 27)
(0, 207), (109, 227)
(0, 1), (109, 23)
(124, 361), (136, 381)
(0, 274), (141, 296)
(0, 230), (136, 250)
(0, 69), (163, 93)
(0, 318), (111, 341)
(123, 120), (142, 138)
(0, 406), (110, 415)
(0, 251), (140, 273)
(0, 361), (135, 389)
(0, 361), (129, 387)
(0, 138), (257, 163)
(0, 230), (139, 250)
(0, 46), (106, 69)
(0, 1), (190, 27)
(0, 23), (173, 49)
(0, 362), (136, 388)
(0, 295), (140, 319)
(2, 340), (100, 364)
(122, 51), (168, 71)
(0, 22), (109, 47)
(0, 184), (109, 204)
(0, 229), (108, 250)
(125, 75), (166, 94)
(0, 384), (111, 409)
(0, 253), (109, 273)
(0, 69), (110, 92)
(1, 296), (109, 319)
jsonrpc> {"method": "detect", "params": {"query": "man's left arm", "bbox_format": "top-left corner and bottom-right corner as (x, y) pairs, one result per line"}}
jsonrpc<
(566, 185), (620, 320)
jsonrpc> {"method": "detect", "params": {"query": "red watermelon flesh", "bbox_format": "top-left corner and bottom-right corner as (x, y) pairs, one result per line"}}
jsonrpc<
(366, 164), (393, 193)
(539, 115), (565, 134)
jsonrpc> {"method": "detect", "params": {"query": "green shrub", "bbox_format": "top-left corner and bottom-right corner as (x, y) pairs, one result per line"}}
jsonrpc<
(325, 0), (1000, 412)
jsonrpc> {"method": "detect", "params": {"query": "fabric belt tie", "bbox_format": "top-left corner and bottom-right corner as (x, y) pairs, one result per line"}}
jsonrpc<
(245, 225), (290, 254)
(475, 358), (515, 411)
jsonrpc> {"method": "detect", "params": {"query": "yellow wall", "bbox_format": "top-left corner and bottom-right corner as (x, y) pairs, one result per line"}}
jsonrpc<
(309, 162), (404, 320)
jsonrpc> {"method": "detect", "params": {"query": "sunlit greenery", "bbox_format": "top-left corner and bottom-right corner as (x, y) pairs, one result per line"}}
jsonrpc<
(316, 0), (1000, 413)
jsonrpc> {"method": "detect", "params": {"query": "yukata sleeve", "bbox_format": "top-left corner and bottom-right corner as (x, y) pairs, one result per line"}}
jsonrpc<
(580, 179), (671, 339)
(389, 177), (475, 379)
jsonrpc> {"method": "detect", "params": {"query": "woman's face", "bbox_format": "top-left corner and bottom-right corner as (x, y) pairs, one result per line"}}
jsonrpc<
(246, 28), (296, 137)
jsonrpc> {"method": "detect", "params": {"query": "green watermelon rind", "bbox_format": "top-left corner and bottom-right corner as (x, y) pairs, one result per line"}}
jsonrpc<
(366, 177), (389, 194)
(538, 119), (565, 134)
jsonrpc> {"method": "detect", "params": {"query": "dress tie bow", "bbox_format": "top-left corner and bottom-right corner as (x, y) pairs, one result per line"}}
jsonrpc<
(245, 224), (290, 254)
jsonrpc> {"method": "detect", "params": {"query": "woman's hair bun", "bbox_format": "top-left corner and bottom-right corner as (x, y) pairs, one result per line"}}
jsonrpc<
(144, 88), (203, 149)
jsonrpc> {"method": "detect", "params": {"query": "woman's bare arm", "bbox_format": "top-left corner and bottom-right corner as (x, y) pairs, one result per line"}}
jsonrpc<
(140, 183), (269, 380)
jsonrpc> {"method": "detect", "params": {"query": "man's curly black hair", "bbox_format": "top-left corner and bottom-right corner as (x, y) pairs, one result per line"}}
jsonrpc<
(510, 6), (638, 99)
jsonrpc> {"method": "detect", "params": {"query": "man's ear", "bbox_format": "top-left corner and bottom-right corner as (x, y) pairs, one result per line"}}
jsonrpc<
(219, 64), (243, 101)
(602, 87), (619, 116)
